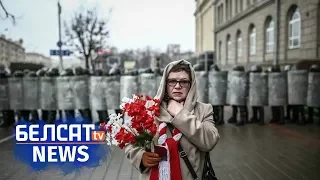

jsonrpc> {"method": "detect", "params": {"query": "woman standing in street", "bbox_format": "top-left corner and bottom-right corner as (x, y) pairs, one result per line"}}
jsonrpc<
(125, 59), (220, 180)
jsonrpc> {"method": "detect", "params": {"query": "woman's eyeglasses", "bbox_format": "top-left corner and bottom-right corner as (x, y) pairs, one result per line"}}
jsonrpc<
(167, 79), (191, 88)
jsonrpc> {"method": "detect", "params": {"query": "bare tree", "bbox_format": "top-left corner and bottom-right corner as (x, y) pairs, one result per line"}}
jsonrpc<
(64, 8), (109, 70)
(0, 0), (15, 24)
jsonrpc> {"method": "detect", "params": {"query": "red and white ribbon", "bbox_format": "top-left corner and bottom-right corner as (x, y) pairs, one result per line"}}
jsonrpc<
(153, 122), (182, 180)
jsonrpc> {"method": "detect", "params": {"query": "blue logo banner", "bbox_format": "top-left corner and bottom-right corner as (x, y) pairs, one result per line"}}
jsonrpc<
(13, 116), (111, 175)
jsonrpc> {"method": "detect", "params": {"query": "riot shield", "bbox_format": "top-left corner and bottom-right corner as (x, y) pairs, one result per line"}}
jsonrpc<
(139, 73), (157, 97)
(195, 71), (208, 103)
(156, 75), (162, 93)
(287, 70), (308, 105)
(249, 73), (268, 106)
(208, 71), (228, 105)
(120, 76), (139, 101)
(23, 77), (40, 110)
(105, 76), (121, 109)
(72, 76), (90, 109)
(8, 77), (24, 110)
(57, 77), (75, 110)
(90, 76), (107, 110)
(307, 72), (320, 107)
(0, 78), (9, 110)
(268, 72), (288, 106)
(227, 71), (248, 106)
(40, 77), (57, 110)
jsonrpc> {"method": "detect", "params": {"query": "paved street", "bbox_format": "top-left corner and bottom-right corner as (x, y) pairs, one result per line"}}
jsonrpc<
(0, 107), (319, 180)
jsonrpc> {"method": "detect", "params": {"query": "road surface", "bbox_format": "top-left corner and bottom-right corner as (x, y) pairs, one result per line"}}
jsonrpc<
(0, 107), (319, 180)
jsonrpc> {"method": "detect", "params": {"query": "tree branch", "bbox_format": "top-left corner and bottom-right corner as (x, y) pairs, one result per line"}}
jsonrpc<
(0, 0), (15, 24)
(64, 8), (110, 70)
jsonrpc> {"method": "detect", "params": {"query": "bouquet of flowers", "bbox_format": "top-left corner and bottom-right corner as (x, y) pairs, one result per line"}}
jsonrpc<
(100, 94), (160, 150)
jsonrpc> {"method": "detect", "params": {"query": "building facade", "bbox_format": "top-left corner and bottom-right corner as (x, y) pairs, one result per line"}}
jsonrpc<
(214, 0), (320, 70)
(0, 35), (25, 67)
(25, 52), (52, 67)
(195, 0), (215, 54)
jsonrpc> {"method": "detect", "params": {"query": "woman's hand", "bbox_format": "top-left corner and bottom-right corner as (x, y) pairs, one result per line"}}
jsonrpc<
(142, 152), (161, 168)
(167, 100), (184, 116)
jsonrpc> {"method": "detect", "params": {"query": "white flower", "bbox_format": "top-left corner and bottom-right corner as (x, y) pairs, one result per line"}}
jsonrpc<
(132, 94), (139, 100)
(123, 114), (132, 127)
(121, 97), (132, 103)
(120, 96), (136, 109)
(145, 100), (155, 109)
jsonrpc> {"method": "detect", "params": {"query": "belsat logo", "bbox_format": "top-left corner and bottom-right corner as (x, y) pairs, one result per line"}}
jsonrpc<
(15, 124), (106, 163)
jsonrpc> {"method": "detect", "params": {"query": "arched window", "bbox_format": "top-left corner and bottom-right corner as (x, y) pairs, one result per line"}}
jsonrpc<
(219, 41), (222, 63)
(266, 18), (274, 53)
(249, 25), (256, 55)
(236, 31), (242, 61)
(227, 35), (232, 63)
(288, 7), (301, 48)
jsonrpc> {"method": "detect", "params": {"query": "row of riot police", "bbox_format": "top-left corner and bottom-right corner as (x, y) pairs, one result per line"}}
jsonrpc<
(0, 66), (116, 127)
(207, 63), (320, 126)
(0, 65), (163, 127)
(1, 63), (319, 127)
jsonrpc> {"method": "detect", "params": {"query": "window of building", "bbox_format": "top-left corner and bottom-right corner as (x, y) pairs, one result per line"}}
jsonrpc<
(218, 5), (223, 24)
(227, 35), (232, 63)
(226, 0), (229, 20)
(219, 41), (222, 63)
(221, 4), (224, 22)
(249, 26), (256, 55)
(235, 0), (238, 14)
(230, 0), (233, 18)
(266, 19), (274, 53)
(288, 8), (301, 49)
(237, 32), (242, 61)
(240, 0), (243, 12)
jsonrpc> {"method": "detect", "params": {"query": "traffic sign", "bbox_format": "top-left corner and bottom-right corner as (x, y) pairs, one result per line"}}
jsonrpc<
(57, 41), (63, 47)
(50, 49), (72, 56)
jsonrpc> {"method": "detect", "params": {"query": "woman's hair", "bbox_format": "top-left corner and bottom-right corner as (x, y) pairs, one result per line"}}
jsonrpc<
(168, 63), (192, 80)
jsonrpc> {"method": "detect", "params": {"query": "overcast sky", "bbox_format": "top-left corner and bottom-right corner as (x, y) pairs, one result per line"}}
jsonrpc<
(0, 0), (196, 62)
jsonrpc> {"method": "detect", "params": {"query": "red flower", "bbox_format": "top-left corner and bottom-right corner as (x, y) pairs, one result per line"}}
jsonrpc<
(107, 125), (112, 133)
(146, 95), (152, 100)
(150, 124), (157, 136)
(111, 94), (162, 149)
(119, 143), (125, 149)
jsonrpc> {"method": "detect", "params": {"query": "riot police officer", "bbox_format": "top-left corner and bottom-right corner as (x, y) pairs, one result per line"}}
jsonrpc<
(46, 68), (61, 123)
(269, 65), (285, 124)
(227, 66), (248, 126)
(284, 65), (294, 122)
(60, 68), (75, 119)
(291, 65), (307, 125)
(12, 70), (27, 121)
(109, 66), (123, 116)
(94, 69), (110, 123)
(27, 71), (40, 122)
(249, 65), (265, 125)
(210, 64), (224, 125)
(37, 69), (49, 122)
(0, 66), (15, 127)
(307, 64), (320, 125)
(74, 66), (92, 122)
